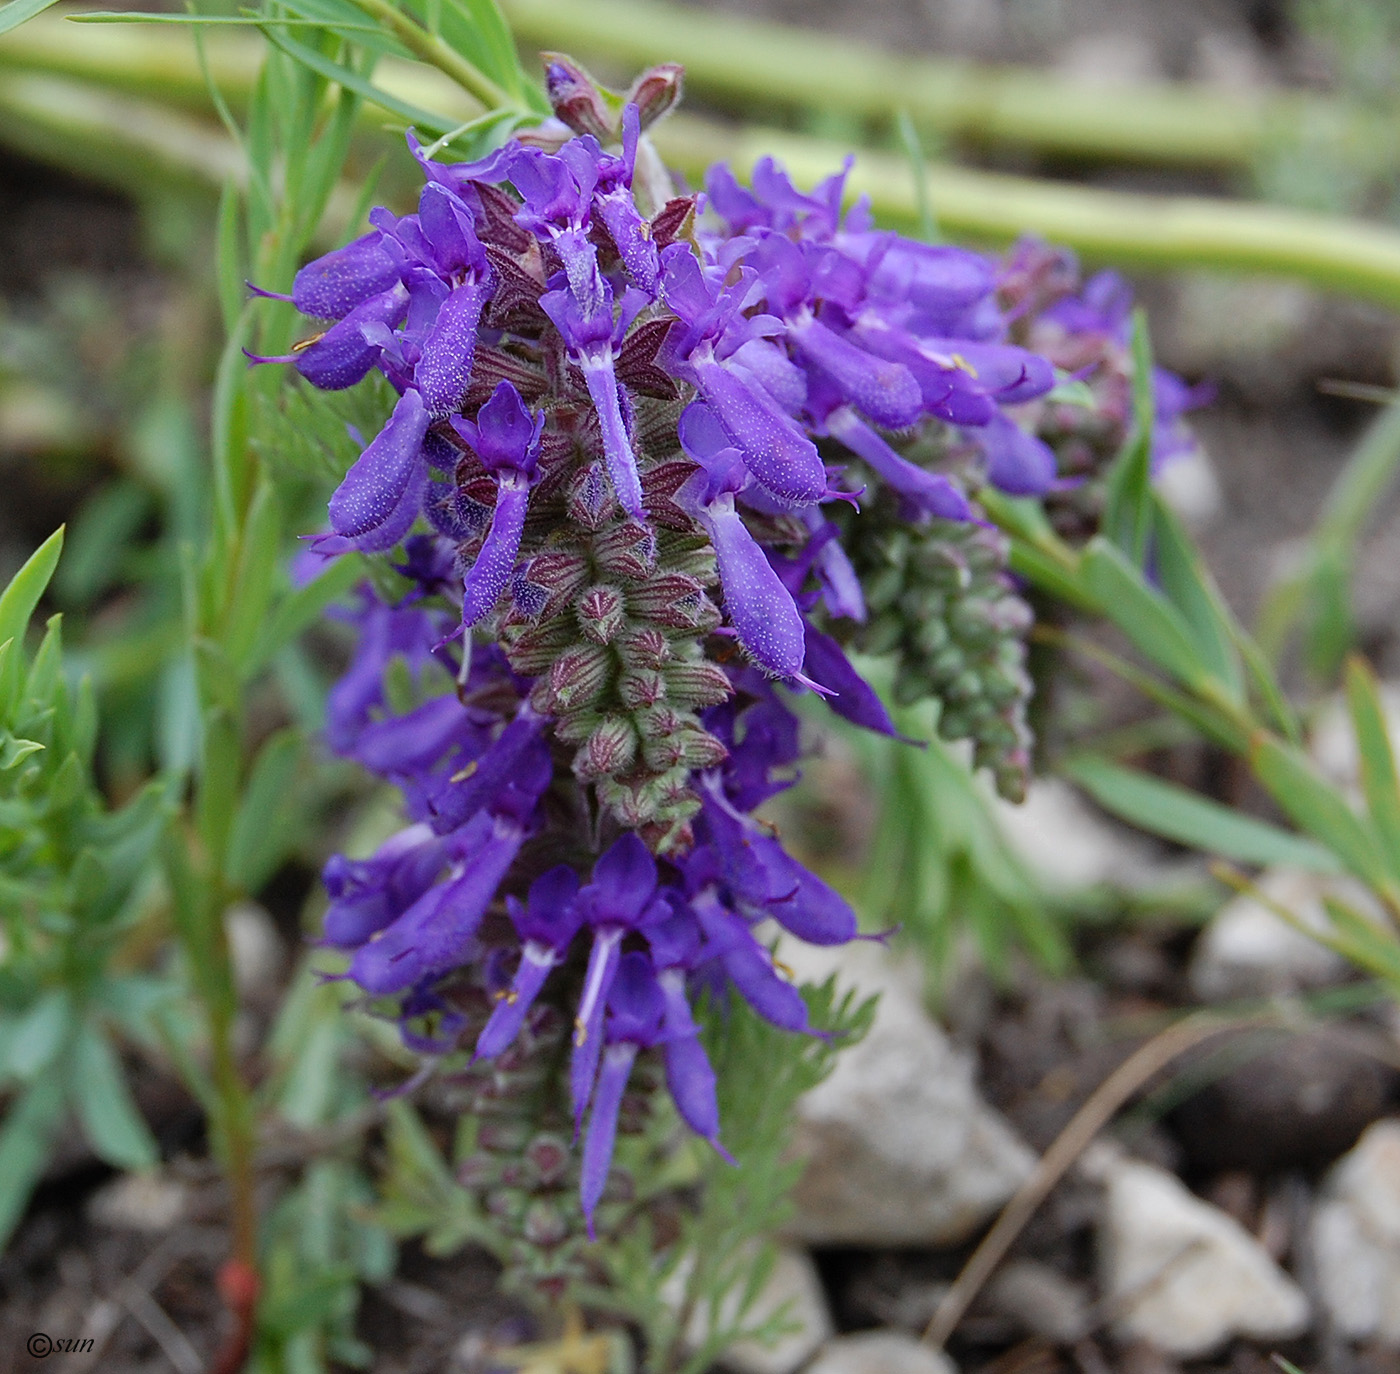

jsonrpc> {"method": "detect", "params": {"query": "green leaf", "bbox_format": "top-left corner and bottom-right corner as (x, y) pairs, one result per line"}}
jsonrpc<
(248, 551), (364, 674)
(404, 0), (546, 110)
(1344, 656), (1400, 880)
(1250, 733), (1394, 892)
(1101, 308), (1155, 564)
(0, 0), (61, 37)
(223, 478), (283, 673)
(1080, 537), (1215, 691)
(6, 990), (72, 1081)
(70, 1023), (159, 1171)
(0, 735), (43, 771)
(259, 25), (461, 135)
(0, 527), (63, 719)
(196, 708), (242, 874)
(225, 728), (304, 891)
(1065, 755), (1343, 874)
(1320, 894), (1400, 987)
(1150, 494), (1243, 700)
(0, 1075), (65, 1249)
(54, 483), (151, 608)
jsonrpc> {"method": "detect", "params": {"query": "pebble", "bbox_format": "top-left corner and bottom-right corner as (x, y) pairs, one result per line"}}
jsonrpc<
(994, 779), (1168, 894)
(1311, 1117), (1400, 1344)
(87, 1171), (189, 1232)
(779, 939), (1035, 1247)
(805, 1331), (957, 1374)
(1167, 1027), (1394, 1173)
(225, 900), (286, 1003)
(1188, 867), (1351, 1002)
(1309, 682), (1400, 791)
(984, 1258), (1091, 1343)
(1155, 446), (1222, 529)
(1097, 1156), (1309, 1356)
(708, 1246), (832, 1374)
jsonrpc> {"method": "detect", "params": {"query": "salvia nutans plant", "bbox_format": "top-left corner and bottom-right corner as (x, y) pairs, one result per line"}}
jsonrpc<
(234, 53), (1206, 1300)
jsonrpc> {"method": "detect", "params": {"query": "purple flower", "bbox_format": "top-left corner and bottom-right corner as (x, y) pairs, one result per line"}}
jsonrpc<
(679, 404), (808, 682)
(570, 833), (662, 1130)
(449, 382), (545, 625)
(580, 951), (665, 1237)
(540, 278), (646, 518)
(327, 388), (431, 550)
(475, 867), (582, 1060)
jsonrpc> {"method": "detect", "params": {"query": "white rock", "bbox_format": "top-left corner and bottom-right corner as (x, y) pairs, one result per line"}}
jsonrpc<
(87, 1172), (189, 1232)
(1311, 1117), (1400, 1343)
(1310, 683), (1400, 791)
(984, 1258), (1090, 1343)
(1099, 1158), (1309, 1356)
(1187, 867), (1351, 1001)
(1155, 445), (1223, 530)
(779, 939), (1035, 1247)
(694, 1245), (831, 1374)
(805, 1331), (957, 1374)
(994, 779), (1164, 894)
(225, 900), (285, 1001)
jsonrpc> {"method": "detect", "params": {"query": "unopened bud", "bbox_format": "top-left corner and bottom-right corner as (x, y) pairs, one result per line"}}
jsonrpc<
(541, 53), (616, 139)
(663, 661), (732, 709)
(522, 1199), (571, 1249)
(592, 520), (657, 579)
(567, 461), (619, 529)
(618, 627), (671, 669)
(546, 644), (613, 712)
(627, 62), (684, 131)
(576, 715), (639, 779)
(619, 669), (667, 709)
(575, 583), (626, 644)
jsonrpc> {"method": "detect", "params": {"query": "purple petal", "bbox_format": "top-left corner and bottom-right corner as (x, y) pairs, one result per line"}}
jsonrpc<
(691, 351), (826, 505)
(580, 1042), (637, 1239)
(657, 968), (728, 1153)
(352, 694), (471, 775)
(699, 498), (806, 680)
(703, 905), (813, 1032)
(827, 409), (970, 521)
(570, 927), (624, 1129)
(293, 232), (401, 320)
(294, 283), (409, 390)
(328, 389), (430, 541)
(975, 414), (1059, 496)
(511, 866), (583, 949)
(416, 279), (488, 419)
(606, 951), (667, 1044)
(474, 942), (557, 1059)
(596, 191), (660, 295)
(579, 354), (644, 519)
(802, 623), (901, 738)
(462, 474), (530, 626)
(467, 381), (542, 475)
(788, 316), (922, 429)
(583, 833), (659, 927)
(427, 710), (546, 834)
(348, 813), (525, 995)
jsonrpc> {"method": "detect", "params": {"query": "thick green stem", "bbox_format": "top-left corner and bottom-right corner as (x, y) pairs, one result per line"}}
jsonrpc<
(9, 30), (1400, 311)
(499, 0), (1361, 171)
(0, 11), (481, 127)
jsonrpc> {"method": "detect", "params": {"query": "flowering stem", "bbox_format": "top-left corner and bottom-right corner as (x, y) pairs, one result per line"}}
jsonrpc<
(338, 0), (516, 112)
(499, 0), (1356, 170)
